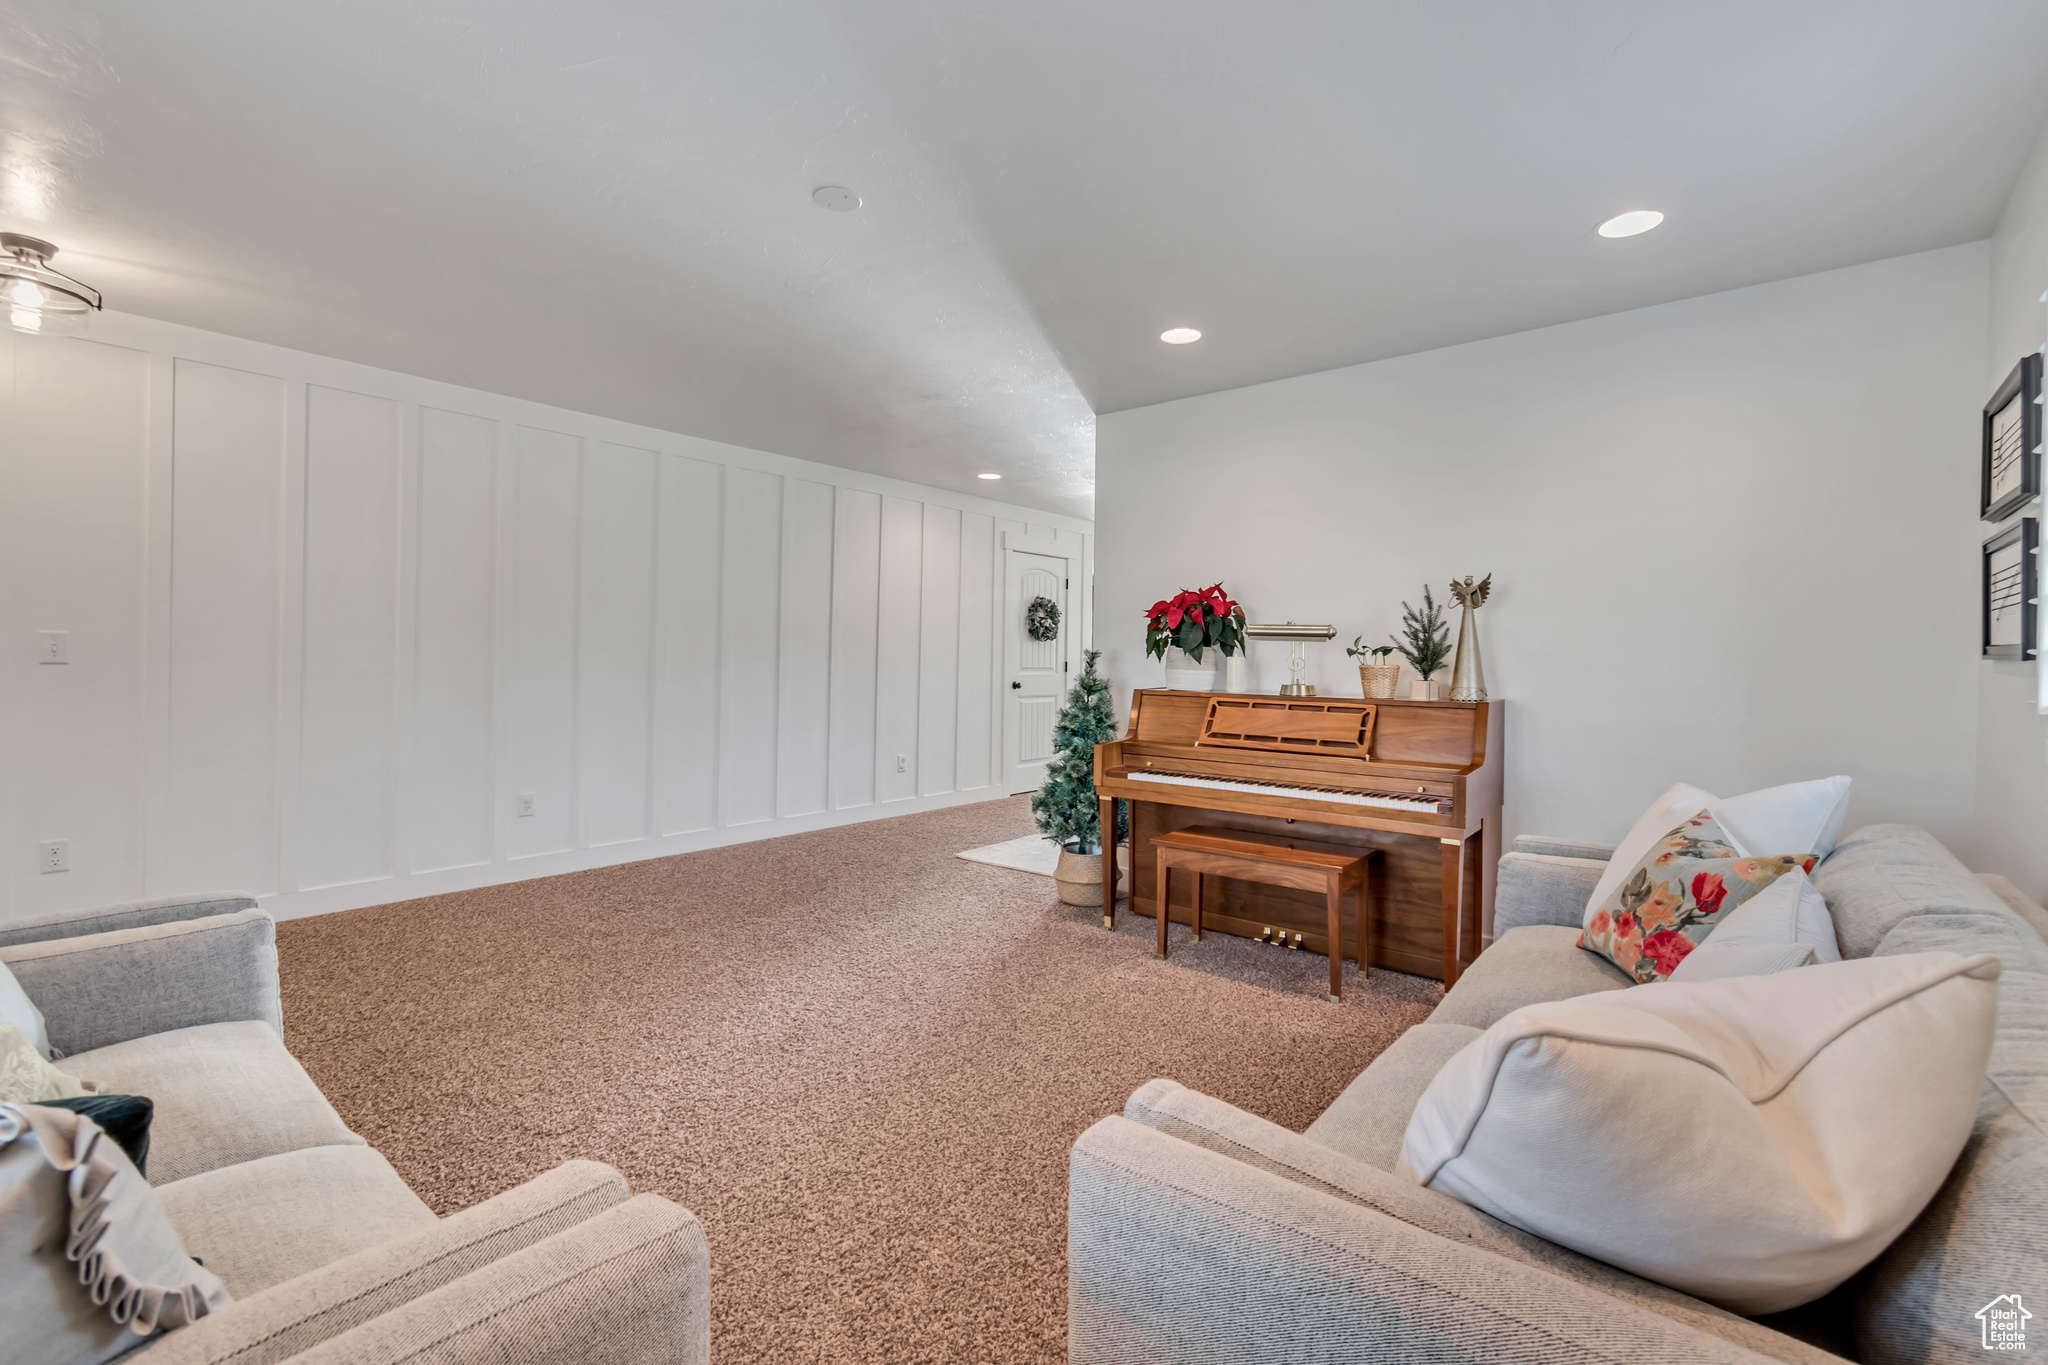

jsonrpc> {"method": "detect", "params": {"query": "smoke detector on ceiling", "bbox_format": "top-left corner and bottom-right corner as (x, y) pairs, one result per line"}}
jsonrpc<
(812, 185), (862, 212)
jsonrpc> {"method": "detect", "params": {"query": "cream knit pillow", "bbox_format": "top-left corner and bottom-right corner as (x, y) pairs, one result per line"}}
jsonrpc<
(0, 1017), (95, 1105)
(1398, 952), (1999, 1314)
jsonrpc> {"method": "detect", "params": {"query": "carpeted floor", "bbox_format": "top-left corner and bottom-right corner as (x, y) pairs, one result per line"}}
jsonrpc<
(278, 796), (1440, 1364)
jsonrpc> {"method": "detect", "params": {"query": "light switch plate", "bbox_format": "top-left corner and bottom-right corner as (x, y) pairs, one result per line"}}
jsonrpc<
(39, 631), (67, 664)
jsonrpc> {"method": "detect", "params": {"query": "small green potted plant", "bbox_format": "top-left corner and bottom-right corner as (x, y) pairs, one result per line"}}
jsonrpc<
(1347, 639), (1401, 699)
(1393, 586), (1452, 700)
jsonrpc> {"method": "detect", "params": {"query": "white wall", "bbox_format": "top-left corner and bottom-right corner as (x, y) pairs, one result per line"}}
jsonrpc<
(1097, 244), (1988, 859)
(1975, 117), (2048, 900)
(0, 312), (1090, 925)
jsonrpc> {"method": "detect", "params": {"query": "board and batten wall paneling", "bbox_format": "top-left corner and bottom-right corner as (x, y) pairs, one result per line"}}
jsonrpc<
(777, 479), (835, 819)
(875, 496), (924, 804)
(720, 467), (783, 827)
(955, 512), (996, 793)
(828, 488), (882, 812)
(2, 337), (151, 915)
(505, 427), (581, 859)
(0, 313), (1089, 925)
(166, 360), (288, 897)
(408, 408), (497, 874)
(581, 442), (658, 847)
(657, 454), (723, 836)
(918, 505), (962, 797)
(298, 386), (401, 890)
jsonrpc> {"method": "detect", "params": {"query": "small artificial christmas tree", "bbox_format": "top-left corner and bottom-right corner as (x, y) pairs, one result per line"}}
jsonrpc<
(1032, 649), (1128, 852)
(1392, 585), (1452, 682)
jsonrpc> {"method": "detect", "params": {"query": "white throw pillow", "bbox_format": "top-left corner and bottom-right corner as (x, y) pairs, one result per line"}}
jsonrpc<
(1397, 952), (1999, 1314)
(0, 958), (50, 1059)
(1712, 776), (1852, 863)
(1, 1102), (230, 1364)
(1583, 782), (1716, 921)
(1667, 941), (1817, 982)
(1671, 869), (1840, 982)
(1584, 777), (1852, 923)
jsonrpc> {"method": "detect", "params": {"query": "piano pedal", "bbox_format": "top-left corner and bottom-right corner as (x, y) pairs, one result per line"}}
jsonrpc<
(1288, 933), (1303, 950)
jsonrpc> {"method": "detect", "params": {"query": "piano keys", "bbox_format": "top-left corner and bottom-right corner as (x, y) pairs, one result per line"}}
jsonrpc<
(1094, 689), (1503, 986)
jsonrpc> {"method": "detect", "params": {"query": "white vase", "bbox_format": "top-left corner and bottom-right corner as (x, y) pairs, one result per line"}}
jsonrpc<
(1162, 646), (1217, 691)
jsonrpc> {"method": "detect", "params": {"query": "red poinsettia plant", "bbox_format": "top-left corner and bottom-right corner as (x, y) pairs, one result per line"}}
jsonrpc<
(1144, 583), (1246, 663)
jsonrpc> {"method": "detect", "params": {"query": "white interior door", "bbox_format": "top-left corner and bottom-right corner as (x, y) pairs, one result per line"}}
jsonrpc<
(1003, 549), (1072, 795)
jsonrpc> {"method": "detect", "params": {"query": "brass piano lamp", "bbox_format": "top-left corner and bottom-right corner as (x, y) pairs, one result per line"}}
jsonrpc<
(1245, 622), (1337, 695)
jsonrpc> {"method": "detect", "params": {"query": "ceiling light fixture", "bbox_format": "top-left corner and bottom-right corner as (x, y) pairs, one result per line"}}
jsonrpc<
(1160, 327), (1201, 344)
(811, 185), (861, 212)
(1596, 210), (1664, 239)
(977, 472), (1001, 480)
(1, 234), (101, 336)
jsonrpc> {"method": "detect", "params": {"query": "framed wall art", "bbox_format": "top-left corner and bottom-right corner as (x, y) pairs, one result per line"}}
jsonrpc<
(1983, 352), (2042, 523)
(1983, 515), (2038, 661)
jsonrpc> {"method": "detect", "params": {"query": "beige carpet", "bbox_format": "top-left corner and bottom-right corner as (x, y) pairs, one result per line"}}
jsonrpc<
(278, 795), (1439, 1364)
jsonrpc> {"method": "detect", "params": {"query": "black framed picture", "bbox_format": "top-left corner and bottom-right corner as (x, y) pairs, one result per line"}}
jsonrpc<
(1983, 516), (2038, 661)
(1983, 352), (2042, 522)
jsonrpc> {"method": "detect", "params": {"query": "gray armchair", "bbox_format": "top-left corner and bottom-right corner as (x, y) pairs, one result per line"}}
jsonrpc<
(4, 893), (710, 1365)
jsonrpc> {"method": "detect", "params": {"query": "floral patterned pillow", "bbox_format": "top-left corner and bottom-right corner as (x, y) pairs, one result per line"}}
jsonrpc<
(1578, 814), (1817, 983)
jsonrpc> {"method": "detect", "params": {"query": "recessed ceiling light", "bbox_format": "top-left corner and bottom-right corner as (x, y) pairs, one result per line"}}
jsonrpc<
(1160, 327), (1202, 344)
(1597, 210), (1664, 239)
(977, 472), (1001, 480)
(812, 185), (861, 212)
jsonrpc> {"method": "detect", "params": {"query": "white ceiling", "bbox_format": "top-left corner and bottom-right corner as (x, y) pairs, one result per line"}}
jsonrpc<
(7, 2), (2048, 519)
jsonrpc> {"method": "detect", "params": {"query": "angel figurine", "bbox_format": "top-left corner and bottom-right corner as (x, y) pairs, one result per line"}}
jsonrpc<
(1448, 574), (1491, 702)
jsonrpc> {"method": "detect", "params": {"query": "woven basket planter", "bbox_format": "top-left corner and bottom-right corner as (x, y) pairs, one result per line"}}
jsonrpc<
(1359, 664), (1402, 699)
(1054, 845), (1130, 907)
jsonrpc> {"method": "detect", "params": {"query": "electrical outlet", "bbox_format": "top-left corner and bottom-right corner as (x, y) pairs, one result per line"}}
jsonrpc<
(39, 630), (67, 664)
(896, 754), (907, 773)
(516, 792), (536, 818)
(38, 839), (69, 874)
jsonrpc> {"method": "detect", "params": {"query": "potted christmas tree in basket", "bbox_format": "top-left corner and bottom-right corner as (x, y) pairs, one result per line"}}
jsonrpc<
(1032, 649), (1129, 906)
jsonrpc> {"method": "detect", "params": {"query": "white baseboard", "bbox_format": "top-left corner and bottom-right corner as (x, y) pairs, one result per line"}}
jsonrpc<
(262, 785), (1013, 922)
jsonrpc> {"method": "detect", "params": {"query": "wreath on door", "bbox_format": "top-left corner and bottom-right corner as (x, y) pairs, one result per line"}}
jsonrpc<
(1026, 595), (1062, 642)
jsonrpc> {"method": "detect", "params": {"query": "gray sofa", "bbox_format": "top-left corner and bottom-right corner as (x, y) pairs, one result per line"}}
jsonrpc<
(1070, 824), (2047, 1364)
(1, 893), (710, 1365)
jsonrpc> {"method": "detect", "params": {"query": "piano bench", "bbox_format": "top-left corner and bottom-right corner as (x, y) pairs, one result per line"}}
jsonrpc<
(1151, 825), (1377, 1002)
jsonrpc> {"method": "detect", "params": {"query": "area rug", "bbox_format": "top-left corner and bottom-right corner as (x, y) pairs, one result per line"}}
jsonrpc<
(955, 831), (1062, 875)
(278, 795), (1440, 1365)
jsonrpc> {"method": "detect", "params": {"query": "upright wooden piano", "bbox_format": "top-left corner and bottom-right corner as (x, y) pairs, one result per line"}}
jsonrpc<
(1095, 690), (1503, 986)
